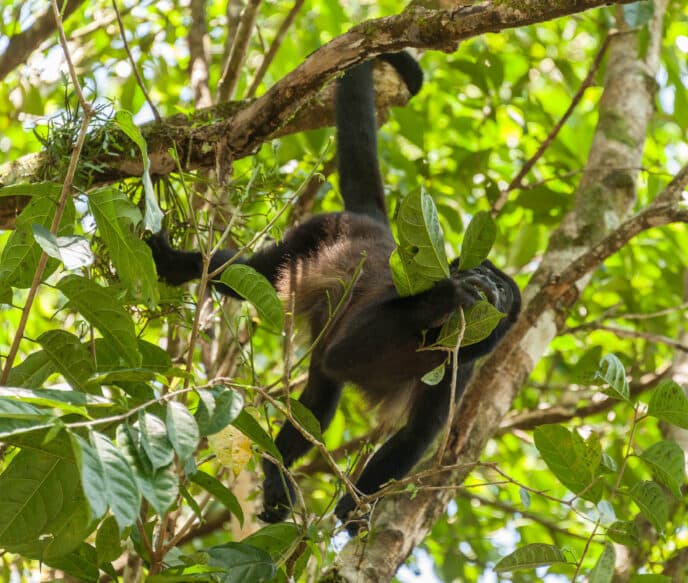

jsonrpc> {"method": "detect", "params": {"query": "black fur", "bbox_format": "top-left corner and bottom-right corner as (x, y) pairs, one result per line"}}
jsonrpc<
(148, 53), (521, 532)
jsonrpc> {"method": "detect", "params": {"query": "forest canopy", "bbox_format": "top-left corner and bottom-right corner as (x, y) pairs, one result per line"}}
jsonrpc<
(0, 1), (687, 582)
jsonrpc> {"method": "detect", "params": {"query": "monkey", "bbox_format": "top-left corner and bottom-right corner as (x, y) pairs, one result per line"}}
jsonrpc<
(148, 52), (521, 532)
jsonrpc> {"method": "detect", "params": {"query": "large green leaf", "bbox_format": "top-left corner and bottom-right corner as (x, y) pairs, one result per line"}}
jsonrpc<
(58, 275), (141, 367)
(114, 110), (163, 232)
(220, 264), (284, 332)
(196, 387), (244, 436)
(639, 440), (685, 498)
(89, 187), (158, 306)
(0, 184), (75, 288)
(589, 543), (615, 583)
(6, 350), (56, 388)
(494, 543), (572, 572)
(76, 431), (141, 529)
(232, 409), (281, 461)
(647, 380), (688, 429)
(390, 189), (449, 296)
(205, 542), (276, 583)
(138, 412), (174, 471)
(629, 481), (668, 533)
(0, 431), (92, 560)
(166, 401), (200, 463)
(31, 224), (93, 270)
(37, 330), (95, 391)
(189, 470), (244, 525)
(116, 424), (178, 516)
(594, 354), (630, 402)
(458, 211), (496, 271)
(533, 424), (602, 503)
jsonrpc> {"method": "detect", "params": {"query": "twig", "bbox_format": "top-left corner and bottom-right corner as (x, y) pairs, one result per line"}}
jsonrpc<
(0, 1), (94, 384)
(458, 491), (599, 544)
(566, 324), (688, 352)
(498, 365), (670, 433)
(436, 309), (465, 463)
(246, 0), (305, 98)
(112, 0), (161, 122)
(217, 0), (262, 101)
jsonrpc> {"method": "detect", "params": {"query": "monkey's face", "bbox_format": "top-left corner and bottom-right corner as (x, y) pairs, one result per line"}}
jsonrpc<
(449, 258), (521, 319)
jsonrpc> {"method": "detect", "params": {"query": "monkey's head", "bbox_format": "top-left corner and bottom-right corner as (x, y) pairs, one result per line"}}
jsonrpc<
(449, 258), (521, 321)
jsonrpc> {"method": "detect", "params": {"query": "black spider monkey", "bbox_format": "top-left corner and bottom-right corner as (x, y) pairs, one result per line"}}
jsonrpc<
(148, 52), (521, 531)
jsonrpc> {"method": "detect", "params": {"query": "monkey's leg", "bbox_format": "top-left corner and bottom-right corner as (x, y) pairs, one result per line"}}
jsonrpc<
(333, 367), (475, 533)
(260, 362), (343, 523)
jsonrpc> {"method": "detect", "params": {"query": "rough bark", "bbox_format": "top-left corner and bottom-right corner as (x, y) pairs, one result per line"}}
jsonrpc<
(0, 0), (637, 227)
(330, 2), (671, 581)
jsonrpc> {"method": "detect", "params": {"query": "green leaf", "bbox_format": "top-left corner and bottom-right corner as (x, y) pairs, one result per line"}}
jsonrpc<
(0, 186), (75, 288)
(391, 188), (450, 296)
(629, 481), (668, 533)
(32, 224), (94, 270)
(138, 412), (174, 471)
(0, 387), (107, 417)
(421, 362), (447, 386)
(623, 2), (654, 27)
(289, 399), (323, 442)
(58, 275), (141, 367)
(594, 354), (630, 401)
(205, 542), (276, 582)
(389, 248), (414, 297)
(435, 301), (505, 348)
(114, 110), (163, 232)
(189, 470), (244, 526)
(45, 543), (101, 582)
(196, 387), (244, 436)
(0, 431), (92, 560)
(0, 397), (52, 437)
(533, 424), (602, 503)
(116, 424), (178, 516)
(589, 543), (615, 583)
(220, 264), (284, 332)
(37, 330), (95, 391)
(7, 350), (56, 388)
(459, 211), (496, 271)
(639, 440), (685, 498)
(243, 523), (299, 561)
(606, 520), (640, 546)
(79, 431), (141, 529)
(628, 576), (671, 583)
(89, 187), (159, 306)
(95, 516), (122, 566)
(494, 543), (571, 572)
(647, 380), (688, 429)
(462, 301), (505, 346)
(232, 409), (281, 461)
(166, 401), (200, 462)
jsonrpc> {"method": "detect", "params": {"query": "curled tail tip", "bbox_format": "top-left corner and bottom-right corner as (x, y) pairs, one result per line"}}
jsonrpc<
(379, 51), (424, 96)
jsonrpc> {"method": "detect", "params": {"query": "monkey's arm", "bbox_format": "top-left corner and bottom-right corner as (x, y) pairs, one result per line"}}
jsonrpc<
(147, 214), (346, 295)
(322, 278), (482, 386)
